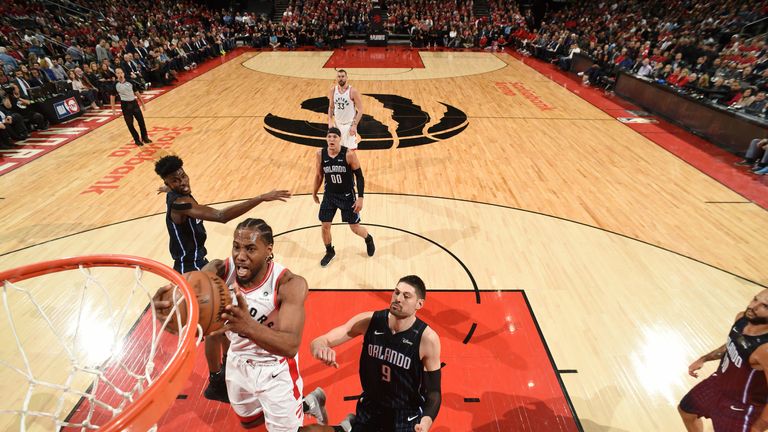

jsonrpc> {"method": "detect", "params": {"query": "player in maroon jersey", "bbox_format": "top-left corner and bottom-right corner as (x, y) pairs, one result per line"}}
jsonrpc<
(679, 289), (768, 431)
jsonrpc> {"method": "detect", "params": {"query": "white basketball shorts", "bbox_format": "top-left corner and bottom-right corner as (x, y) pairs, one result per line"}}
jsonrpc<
(337, 121), (359, 150)
(225, 354), (304, 431)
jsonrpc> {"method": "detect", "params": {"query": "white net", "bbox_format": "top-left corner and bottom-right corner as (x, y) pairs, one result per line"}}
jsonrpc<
(0, 261), (200, 432)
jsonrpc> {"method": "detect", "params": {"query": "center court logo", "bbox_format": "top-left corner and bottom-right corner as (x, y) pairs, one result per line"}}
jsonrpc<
(264, 94), (468, 149)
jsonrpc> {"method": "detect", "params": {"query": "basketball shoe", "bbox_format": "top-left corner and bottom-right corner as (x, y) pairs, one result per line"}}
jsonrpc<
(303, 387), (328, 424)
(320, 246), (336, 267)
(204, 362), (229, 403)
(339, 414), (355, 432)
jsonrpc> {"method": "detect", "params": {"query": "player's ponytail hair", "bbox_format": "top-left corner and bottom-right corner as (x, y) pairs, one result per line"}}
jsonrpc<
(236, 218), (274, 262)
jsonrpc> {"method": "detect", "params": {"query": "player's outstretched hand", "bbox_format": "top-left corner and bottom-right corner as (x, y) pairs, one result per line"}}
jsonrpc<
(688, 357), (705, 378)
(260, 189), (292, 202)
(216, 291), (256, 338)
(353, 197), (363, 213)
(156, 185), (169, 194)
(414, 416), (433, 432)
(313, 193), (320, 204)
(151, 284), (174, 324)
(312, 345), (339, 368)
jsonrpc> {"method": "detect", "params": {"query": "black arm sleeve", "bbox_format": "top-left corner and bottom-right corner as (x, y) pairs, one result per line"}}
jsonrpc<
(353, 168), (364, 197)
(170, 202), (192, 211)
(422, 369), (442, 421)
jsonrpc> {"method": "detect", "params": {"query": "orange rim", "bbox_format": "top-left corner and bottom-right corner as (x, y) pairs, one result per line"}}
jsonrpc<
(0, 254), (198, 432)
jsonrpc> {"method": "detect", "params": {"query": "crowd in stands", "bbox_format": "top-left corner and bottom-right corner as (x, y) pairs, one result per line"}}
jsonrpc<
(258, 0), (519, 50)
(3, 0), (767, 151)
(507, 0), (768, 121)
(0, 0), (238, 150)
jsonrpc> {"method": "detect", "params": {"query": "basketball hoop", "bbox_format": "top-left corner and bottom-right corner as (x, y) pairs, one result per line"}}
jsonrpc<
(0, 255), (200, 432)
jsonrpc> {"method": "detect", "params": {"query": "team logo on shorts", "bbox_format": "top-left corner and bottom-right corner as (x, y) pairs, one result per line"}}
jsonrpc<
(264, 94), (468, 149)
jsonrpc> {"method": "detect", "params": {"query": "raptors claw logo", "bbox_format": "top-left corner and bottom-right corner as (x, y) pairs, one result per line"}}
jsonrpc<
(263, 94), (468, 149)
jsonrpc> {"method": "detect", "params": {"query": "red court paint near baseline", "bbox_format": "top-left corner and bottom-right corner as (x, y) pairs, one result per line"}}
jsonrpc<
(149, 290), (579, 431)
(504, 48), (768, 209)
(0, 48), (251, 177)
(324, 47), (425, 69)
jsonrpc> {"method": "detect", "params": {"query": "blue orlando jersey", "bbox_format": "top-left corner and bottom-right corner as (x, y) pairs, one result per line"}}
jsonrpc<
(165, 190), (208, 272)
(359, 309), (428, 409)
(322, 147), (355, 194)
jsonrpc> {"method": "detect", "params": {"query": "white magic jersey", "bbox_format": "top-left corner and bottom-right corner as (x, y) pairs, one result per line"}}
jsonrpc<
(223, 257), (288, 362)
(333, 85), (356, 124)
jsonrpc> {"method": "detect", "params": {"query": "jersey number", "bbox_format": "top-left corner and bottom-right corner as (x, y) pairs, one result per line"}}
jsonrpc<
(382, 365), (391, 382)
(330, 174), (343, 184)
(721, 355), (729, 373)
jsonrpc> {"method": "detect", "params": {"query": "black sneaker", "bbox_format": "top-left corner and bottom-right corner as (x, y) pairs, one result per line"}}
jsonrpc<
(203, 370), (229, 403)
(134, 140), (144, 147)
(735, 159), (753, 166)
(365, 235), (375, 257)
(320, 247), (336, 267)
(142, 137), (153, 144)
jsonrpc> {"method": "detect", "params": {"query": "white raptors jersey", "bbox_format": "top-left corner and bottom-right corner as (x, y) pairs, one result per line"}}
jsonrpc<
(223, 257), (287, 362)
(333, 85), (356, 124)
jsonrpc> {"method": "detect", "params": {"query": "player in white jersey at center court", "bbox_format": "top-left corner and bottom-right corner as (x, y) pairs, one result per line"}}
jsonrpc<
(328, 69), (363, 150)
(154, 218), (328, 431)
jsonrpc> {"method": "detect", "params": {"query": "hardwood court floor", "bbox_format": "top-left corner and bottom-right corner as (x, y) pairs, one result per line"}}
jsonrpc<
(1, 48), (767, 431)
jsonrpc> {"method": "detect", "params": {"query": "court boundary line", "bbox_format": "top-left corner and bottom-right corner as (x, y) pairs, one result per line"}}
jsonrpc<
(143, 115), (612, 121)
(274, 223), (480, 303)
(0, 47), (252, 178)
(2, 192), (764, 289)
(502, 48), (768, 210)
(521, 289), (584, 432)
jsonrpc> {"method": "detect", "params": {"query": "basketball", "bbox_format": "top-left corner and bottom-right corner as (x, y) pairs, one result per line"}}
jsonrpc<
(160, 271), (232, 336)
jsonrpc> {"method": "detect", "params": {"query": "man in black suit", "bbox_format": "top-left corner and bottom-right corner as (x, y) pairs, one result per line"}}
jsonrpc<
(136, 44), (150, 62)
(183, 37), (201, 64)
(131, 37), (151, 69)
(13, 69), (33, 99)
(28, 68), (46, 88)
(125, 37), (137, 56)
(120, 53), (147, 88)
(1, 94), (29, 141)
(8, 85), (47, 131)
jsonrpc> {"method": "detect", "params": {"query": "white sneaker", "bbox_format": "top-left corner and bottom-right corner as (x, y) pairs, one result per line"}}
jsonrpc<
(339, 413), (355, 432)
(304, 387), (328, 424)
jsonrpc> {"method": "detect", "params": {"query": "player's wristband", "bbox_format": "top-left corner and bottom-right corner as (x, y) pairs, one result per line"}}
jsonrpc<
(353, 168), (364, 197)
(422, 369), (442, 420)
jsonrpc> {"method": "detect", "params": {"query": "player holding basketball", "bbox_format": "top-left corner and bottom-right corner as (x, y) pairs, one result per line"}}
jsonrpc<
(154, 155), (291, 404)
(153, 218), (327, 430)
(328, 69), (363, 150)
(303, 275), (442, 432)
(679, 289), (768, 432)
(312, 127), (374, 267)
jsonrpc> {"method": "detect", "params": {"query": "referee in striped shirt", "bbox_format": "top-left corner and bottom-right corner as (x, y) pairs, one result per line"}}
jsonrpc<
(110, 67), (152, 147)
